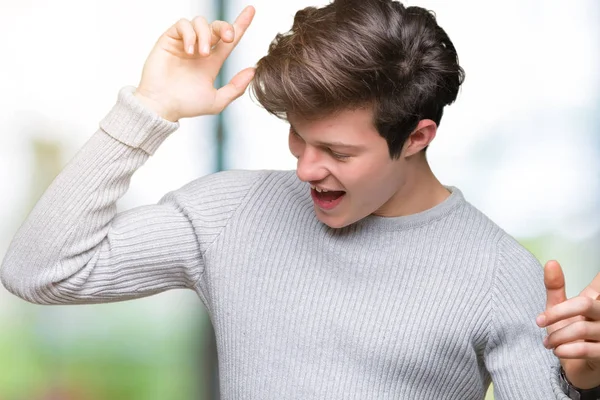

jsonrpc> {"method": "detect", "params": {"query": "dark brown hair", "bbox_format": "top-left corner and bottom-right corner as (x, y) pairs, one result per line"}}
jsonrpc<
(250, 0), (465, 158)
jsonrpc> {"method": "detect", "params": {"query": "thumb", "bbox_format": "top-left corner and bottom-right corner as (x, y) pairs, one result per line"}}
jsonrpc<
(212, 67), (256, 114)
(544, 260), (567, 309)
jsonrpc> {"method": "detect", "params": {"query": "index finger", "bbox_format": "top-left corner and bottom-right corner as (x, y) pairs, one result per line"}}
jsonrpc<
(212, 6), (255, 61)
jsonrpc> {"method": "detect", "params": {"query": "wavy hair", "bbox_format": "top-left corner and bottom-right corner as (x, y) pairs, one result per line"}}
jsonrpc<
(250, 0), (465, 158)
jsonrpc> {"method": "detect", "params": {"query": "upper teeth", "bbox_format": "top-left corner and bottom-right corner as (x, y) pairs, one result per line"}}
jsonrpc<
(311, 185), (328, 193)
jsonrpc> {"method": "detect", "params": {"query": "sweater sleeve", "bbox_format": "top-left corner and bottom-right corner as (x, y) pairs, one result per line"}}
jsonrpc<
(0, 86), (256, 305)
(484, 235), (571, 399)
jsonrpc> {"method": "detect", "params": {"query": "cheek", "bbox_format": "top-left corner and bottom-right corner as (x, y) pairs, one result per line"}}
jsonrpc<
(344, 160), (401, 201)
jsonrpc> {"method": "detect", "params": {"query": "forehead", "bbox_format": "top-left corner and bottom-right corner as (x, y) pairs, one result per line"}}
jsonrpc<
(288, 108), (379, 141)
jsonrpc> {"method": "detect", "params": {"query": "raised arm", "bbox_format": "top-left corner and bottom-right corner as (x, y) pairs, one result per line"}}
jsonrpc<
(0, 7), (257, 305)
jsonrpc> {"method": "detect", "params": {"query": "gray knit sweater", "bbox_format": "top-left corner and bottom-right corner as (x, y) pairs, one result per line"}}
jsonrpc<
(1, 87), (571, 399)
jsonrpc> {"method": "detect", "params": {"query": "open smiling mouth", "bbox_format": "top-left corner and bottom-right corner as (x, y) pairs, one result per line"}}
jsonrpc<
(310, 186), (346, 210)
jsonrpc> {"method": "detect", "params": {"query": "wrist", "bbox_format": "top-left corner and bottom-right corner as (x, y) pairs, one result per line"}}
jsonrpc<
(133, 89), (179, 122)
(564, 368), (600, 390)
(560, 367), (600, 399)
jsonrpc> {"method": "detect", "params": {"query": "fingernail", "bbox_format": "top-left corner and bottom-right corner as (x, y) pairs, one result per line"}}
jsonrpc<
(536, 315), (546, 326)
(187, 45), (194, 55)
(542, 336), (549, 348)
(224, 30), (233, 40)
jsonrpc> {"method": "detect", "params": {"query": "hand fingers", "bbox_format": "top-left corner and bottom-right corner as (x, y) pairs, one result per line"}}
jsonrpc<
(167, 18), (233, 56)
(210, 67), (256, 114)
(544, 320), (600, 350)
(210, 21), (235, 47)
(544, 260), (567, 309)
(580, 273), (600, 300)
(538, 296), (600, 328)
(165, 7), (253, 57)
(212, 6), (256, 61)
(552, 341), (600, 361)
(171, 19), (198, 55)
(192, 16), (212, 56)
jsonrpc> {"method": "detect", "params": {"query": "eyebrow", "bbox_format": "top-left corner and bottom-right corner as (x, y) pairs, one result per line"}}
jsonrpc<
(289, 124), (365, 151)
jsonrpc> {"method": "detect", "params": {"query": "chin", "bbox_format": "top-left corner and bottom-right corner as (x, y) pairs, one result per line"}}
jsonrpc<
(314, 207), (354, 229)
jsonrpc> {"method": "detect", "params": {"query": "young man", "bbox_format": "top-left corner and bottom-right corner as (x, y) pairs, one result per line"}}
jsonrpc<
(2, 1), (599, 398)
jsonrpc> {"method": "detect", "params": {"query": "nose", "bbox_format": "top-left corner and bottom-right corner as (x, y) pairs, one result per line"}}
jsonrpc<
(295, 147), (328, 183)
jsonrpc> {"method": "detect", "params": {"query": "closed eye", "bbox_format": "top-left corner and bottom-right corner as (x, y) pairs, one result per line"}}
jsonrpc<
(290, 127), (351, 160)
(327, 149), (351, 160)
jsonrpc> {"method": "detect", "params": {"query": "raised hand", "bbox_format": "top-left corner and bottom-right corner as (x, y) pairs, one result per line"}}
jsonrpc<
(537, 260), (600, 389)
(134, 6), (256, 121)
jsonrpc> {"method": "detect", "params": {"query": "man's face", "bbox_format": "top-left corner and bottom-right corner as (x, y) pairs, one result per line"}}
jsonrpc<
(288, 108), (408, 228)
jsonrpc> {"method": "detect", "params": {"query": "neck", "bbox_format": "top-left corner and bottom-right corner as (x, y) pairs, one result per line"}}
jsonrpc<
(375, 153), (450, 217)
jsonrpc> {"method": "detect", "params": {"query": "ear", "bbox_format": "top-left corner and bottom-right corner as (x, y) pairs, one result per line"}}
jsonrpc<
(403, 119), (438, 157)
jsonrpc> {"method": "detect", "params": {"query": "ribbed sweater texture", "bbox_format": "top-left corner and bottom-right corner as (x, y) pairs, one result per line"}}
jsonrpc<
(1, 87), (570, 399)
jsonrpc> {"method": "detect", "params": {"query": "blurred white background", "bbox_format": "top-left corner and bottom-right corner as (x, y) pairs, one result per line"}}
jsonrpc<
(0, 0), (598, 398)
